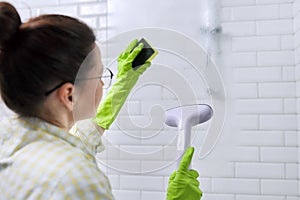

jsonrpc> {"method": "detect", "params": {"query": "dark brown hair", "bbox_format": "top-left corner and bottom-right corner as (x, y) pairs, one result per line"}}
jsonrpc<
(0, 2), (96, 117)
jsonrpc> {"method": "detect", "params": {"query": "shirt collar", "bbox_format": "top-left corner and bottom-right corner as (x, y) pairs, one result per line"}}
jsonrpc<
(17, 116), (94, 157)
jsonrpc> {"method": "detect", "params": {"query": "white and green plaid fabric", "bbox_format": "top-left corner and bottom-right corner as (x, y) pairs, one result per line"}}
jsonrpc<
(0, 116), (114, 200)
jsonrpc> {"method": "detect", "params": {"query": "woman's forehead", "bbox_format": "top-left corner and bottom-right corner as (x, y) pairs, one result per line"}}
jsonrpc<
(77, 44), (103, 77)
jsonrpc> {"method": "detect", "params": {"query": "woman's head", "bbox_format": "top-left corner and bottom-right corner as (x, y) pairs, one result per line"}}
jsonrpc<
(0, 2), (101, 120)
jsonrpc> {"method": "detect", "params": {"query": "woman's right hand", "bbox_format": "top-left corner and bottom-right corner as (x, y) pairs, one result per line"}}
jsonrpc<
(166, 147), (202, 200)
(92, 39), (151, 130)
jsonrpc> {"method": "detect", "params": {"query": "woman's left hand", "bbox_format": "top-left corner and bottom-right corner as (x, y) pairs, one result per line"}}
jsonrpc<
(167, 147), (203, 200)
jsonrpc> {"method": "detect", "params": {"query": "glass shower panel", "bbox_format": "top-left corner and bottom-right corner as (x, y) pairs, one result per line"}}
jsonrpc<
(98, 0), (228, 176)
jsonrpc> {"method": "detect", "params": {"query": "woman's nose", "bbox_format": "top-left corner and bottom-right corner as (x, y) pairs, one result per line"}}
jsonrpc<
(100, 79), (104, 87)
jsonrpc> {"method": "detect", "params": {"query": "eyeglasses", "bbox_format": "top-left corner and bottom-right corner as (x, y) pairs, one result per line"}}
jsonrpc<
(77, 68), (114, 89)
(44, 68), (114, 96)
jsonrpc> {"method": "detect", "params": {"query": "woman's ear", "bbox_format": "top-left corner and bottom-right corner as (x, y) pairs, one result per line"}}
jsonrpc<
(57, 82), (74, 111)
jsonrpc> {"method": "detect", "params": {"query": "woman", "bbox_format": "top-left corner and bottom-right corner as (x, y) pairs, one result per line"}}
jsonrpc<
(0, 2), (201, 199)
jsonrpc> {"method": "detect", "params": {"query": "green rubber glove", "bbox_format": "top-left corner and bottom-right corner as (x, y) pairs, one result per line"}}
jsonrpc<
(167, 147), (203, 200)
(93, 39), (151, 130)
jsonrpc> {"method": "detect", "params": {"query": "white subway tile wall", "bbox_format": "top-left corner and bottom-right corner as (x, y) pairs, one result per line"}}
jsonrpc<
(8, 0), (300, 199)
(294, 0), (300, 197)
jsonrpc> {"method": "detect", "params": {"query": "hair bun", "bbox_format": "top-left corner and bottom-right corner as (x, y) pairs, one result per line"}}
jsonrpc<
(0, 2), (21, 48)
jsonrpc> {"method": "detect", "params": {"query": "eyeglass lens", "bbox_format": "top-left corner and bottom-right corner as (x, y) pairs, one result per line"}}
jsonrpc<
(101, 68), (113, 89)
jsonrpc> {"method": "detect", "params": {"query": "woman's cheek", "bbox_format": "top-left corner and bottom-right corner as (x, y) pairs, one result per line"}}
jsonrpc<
(94, 83), (103, 112)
